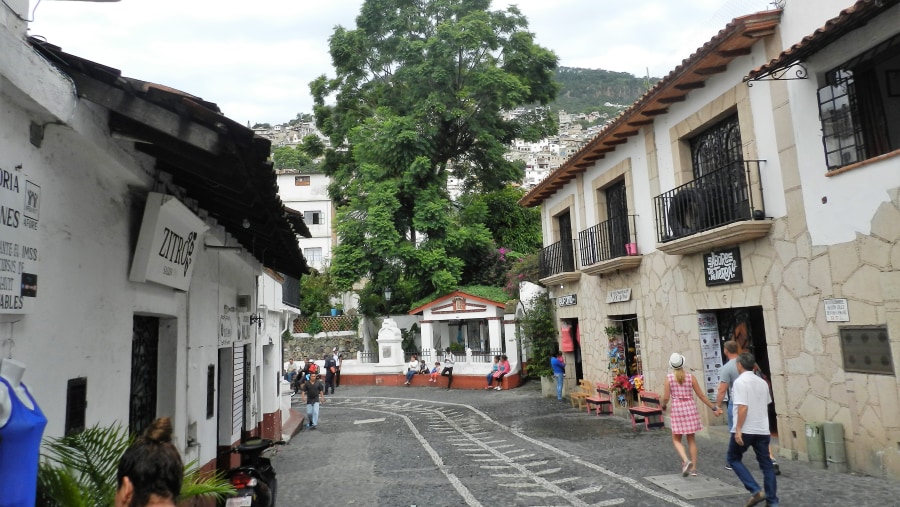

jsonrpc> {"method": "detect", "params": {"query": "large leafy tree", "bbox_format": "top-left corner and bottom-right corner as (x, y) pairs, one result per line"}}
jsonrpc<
(312, 0), (558, 302)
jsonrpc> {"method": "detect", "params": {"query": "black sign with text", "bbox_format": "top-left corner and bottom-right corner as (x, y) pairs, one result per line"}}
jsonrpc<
(703, 246), (742, 286)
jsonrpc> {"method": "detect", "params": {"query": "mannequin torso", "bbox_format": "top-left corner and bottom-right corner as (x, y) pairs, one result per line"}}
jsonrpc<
(0, 358), (34, 427)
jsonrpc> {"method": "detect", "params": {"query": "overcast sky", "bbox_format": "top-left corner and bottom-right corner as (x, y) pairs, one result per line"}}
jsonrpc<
(27, 0), (773, 126)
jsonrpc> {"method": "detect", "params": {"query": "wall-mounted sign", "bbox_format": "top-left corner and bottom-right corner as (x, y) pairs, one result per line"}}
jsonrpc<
(697, 312), (723, 401)
(0, 164), (40, 314)
(557, 294), (577, 307)
(129, 193), (209, 291)
(704, 246), (743, 286)
(606, 288), (632, 303)
(824, 298), (850, 322)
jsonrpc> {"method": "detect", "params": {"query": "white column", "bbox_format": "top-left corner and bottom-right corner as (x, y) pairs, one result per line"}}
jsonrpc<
(487, 317), (502, 353)
(503, 313), (520, 373)
(420, 320), (435, 360)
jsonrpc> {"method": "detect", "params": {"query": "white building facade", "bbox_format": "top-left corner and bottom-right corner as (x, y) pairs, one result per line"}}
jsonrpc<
(277, 171), (334, 272)
(1, 0), (307, 479)
(522, 0), (900, 478)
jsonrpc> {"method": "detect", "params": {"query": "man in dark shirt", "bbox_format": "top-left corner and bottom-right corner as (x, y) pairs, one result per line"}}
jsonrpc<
(324, 353), (337, 395)
(300, 373), (325, 430)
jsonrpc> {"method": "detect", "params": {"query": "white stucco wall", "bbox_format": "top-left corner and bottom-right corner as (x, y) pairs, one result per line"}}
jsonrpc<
(1, 19), (281, 472)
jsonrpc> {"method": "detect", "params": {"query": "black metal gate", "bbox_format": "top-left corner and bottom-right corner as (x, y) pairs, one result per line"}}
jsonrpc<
(130, 315), (159, 436)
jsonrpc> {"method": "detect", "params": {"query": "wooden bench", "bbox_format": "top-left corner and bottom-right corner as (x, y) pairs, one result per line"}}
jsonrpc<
(627, 391), (665, 431)
(569, 379), (593, 410)
(585, 382), (613, 415)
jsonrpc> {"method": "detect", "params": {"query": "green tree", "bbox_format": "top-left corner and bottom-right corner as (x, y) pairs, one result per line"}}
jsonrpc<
(299, 270), (339, 317)
(272, 145), (315, 171)
(521, 292), (557, 378)
(312, 0), (558, 301)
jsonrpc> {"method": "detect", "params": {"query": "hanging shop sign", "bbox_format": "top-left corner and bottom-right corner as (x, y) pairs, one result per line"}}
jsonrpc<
(557, 294), (577, 307)
(0, 163), (40, 314)
(606, 288), (632, 303)
(823, 298), (850, 322)
(129, 192), (209, 291)
(703, 246), (743, 286)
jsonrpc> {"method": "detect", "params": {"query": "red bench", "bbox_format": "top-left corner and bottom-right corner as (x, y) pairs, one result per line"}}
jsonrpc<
(585, 382), (613, 415)
(627, 391), (665, 431)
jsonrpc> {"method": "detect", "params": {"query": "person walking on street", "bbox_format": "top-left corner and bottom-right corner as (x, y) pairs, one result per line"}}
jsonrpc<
(727, 352), (779, 507)
(405, 354), (419, 385)
(550, 351), (566, 401)
(324, 353), (337, 395)
(114, 417), (182, 507)
(715, 340), (740, 470)
(440, 348), (455, 389)
(660, 352), (721, 477)
(300, 372), (325, 430)
(334, 350), (342, 387)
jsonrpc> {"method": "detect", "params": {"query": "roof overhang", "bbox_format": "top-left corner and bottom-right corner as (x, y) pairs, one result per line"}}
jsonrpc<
(29, 38), (311, 279)
(745, 0), (900, 83)
(519, 9), (782, 208)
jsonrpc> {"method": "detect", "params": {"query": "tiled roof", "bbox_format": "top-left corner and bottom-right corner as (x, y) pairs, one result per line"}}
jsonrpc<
(746, 0), (900, 82)
(518, 10), (782, 208)
(29, 38), (311, 278)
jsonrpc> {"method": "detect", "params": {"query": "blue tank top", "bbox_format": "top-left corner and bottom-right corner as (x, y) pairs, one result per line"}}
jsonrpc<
(0, 377), (47, 507)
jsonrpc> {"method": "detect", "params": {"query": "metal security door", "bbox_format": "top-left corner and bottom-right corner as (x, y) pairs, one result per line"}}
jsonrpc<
(130, 316), (159, 436)
(606, 180), (629, 257)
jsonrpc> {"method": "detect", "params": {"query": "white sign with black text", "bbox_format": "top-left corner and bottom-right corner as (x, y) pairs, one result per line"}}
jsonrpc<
(823, 298), (850, 322)
(129, 192), (209, 291)
(557, 294), (577, 307)
(606, 288), (632, 303)
(0, 163), (40, 314)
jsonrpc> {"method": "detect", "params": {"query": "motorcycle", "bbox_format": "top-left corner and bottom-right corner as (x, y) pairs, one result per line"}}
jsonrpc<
(222, 438), (284, 507)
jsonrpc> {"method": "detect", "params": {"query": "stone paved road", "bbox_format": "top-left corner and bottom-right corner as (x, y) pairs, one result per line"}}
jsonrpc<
(271, 382), (900, 506)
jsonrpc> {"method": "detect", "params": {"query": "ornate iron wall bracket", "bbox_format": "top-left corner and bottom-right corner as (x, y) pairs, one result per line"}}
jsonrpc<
(744, 61), (808, 86)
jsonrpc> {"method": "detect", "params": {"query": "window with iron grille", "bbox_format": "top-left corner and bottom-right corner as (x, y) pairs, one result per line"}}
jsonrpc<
(294, 175), (310, 186)
(839, 325), (894, 375)
(817, 34), (900, 171)
(65, 377), (87, 435)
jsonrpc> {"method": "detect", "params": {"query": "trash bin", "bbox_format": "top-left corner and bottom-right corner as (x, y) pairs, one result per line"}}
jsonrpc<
(805, 422), (826, 469)
(823, 421), (848, 473)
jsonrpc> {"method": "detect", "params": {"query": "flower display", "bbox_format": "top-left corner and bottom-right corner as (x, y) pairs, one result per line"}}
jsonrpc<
(630, 374), (644, 393)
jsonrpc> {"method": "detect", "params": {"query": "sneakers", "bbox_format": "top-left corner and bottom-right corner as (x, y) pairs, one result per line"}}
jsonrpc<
(773, 461), (781, 476)
(404, 381), (410, 385)
(681, 460), (692, 477)
(485, 386), (492, 390)
(494, 386), (502, 390)
(725, 465), (733, 471)
(310, 425), (318, 430)
(744, 491), (765, 507)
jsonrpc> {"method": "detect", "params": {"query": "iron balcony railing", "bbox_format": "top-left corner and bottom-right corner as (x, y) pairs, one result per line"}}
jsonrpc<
(654, 160), (764, 243)
(578, 214), (638, 266)
(539, 239), (576, 278)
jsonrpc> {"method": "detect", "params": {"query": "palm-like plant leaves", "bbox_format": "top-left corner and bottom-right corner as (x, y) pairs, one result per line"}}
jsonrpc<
(38, 423), (234, 506)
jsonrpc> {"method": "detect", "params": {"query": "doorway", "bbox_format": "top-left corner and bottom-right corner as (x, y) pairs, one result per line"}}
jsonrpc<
(561, 318), (582, 381)
(712, 306), (777, 433)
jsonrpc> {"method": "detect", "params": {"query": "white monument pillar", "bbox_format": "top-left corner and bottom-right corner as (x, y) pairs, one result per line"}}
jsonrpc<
(376, 318), (404, 366)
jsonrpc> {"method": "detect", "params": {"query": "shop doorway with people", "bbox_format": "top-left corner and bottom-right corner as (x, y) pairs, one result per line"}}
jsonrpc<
(560, 319), (582, 381)
(712, 306), (777, 434)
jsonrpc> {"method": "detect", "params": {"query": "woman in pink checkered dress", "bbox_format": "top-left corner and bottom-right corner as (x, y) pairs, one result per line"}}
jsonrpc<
(661, 353), (722, 477)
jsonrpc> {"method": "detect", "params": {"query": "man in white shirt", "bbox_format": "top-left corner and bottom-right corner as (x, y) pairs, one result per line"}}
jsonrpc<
(727, 353), (778, 507)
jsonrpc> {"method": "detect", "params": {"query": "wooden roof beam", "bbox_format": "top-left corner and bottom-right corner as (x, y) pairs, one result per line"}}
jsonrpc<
(627, 118), (654, 127)
(642, 108), (669, 117)
(693, 64), (728, 76)
(658, 94), (687, 104)
(674, 81), (706, 91)
(717, 47), (752, 58)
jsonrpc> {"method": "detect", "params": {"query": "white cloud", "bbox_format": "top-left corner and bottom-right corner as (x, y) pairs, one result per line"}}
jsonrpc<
(27, 0), (773, 125)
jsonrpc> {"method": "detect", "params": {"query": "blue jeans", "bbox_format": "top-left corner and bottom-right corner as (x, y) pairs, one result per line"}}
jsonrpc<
(726, 399), (734, 431)
(305, 402), (320, 427)
(405, 369), (416, 383)
(554, 373), (565, 400)
(727, 433), (778, 506)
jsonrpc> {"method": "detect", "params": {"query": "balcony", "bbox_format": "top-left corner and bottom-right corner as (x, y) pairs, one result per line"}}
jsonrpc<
(654, 160), (772, 255)
(578, 215), (642, 276)
(539, 239), (581, 286)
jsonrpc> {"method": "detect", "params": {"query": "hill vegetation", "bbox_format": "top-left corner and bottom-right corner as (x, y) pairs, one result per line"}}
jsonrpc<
(549, 66), (658, 118)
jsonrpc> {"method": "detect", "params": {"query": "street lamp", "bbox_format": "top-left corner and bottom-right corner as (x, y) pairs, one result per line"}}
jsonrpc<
(383, 287), (392, 302)
(383, 287), (392, 316)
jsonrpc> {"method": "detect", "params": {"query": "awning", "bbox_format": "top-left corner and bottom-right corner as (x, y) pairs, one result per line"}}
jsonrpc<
(29, 38), (311, 279)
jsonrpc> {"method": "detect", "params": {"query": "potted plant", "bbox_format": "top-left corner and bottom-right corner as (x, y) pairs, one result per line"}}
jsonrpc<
(520, 292), (557, 397)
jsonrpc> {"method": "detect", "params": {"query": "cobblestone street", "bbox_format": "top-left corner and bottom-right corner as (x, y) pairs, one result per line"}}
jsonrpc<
(271, 382), (900, 506)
